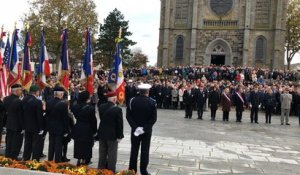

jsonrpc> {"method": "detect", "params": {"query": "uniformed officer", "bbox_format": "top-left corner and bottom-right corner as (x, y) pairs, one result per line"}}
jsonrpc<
(126, 83), (157, 175)
(98, 91), (124, 172)
(22, 85), (44, 161)
(46, 86), (69, 163)
(3, 84), (24, 160)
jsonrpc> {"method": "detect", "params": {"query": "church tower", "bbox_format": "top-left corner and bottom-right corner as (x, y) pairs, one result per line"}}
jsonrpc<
(157, 0), (288, 69)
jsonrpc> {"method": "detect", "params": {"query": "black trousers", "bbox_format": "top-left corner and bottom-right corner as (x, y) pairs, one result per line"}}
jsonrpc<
(197, 104), (204, 119)
(236, 109), (243, 122)
(180, 102), (184, 109)
(23, 132), (42, 161)
(48, 134), (63, 163)
(185, 105), (193, 118)
(250, 107), (259, 123)
(129, 132), (152, 175)
(223, 111), (229, 121)
(211, 109), (217, 120)
(265, 107), (273, 123)
(5, 129), (23, 160)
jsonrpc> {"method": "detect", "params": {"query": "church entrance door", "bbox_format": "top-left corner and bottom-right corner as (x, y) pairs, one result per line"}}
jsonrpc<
(211, 55), (225, 66)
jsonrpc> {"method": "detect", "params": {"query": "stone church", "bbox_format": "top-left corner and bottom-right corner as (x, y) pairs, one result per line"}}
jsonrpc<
(157, 0), (288, 69)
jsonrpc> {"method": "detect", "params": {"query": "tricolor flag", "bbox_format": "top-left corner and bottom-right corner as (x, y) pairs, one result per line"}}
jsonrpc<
(108, 28), (125, 104)
(80, 28), (93, 95)
(58, 29), (69, 91)
(7, 29), (21, 87)
(21, 30), (33, 91)
(37, 29), (51, 89)
(0, 26), (8, 97)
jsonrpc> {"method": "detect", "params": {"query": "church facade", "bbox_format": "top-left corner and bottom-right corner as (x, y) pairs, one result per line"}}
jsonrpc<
(157, 0), (288, 69)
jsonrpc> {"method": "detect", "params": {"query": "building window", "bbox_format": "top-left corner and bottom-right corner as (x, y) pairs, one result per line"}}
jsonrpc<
(175, 36), (184, 59)
(255, 36), (266, 60)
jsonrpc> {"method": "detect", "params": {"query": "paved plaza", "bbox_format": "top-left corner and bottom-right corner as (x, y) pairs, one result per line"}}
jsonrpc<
(2, 108), (300, 175)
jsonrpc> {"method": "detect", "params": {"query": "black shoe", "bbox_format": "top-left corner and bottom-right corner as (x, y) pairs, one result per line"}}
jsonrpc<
(62, 157), (70, 162)
(255, 122), (259, 124)
(40, 154), (46, 158)
(281, 123), (284, 125)
(286, 123), (290, 125)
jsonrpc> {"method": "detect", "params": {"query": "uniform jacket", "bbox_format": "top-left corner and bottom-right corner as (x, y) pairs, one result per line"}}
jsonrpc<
(3, 94), (23, 131)
(72, 103), (97, 142)
(280, 93), (293, 109)
(46, 97), (69, 135)
(98, 102), (124, 140)
(126, 95), (157, 133)
(22, 95), (44, 133)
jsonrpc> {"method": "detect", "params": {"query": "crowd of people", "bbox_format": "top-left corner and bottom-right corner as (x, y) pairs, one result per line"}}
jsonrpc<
(0, 64), (299, 175)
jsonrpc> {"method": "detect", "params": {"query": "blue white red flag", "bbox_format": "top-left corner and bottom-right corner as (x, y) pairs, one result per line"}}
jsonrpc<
(7, 29), (21, 87)
(108, 28), (125, 104)
(80, 28), (94, 95)
(58, 29), (69, 91)
(37, 29), (51, 89)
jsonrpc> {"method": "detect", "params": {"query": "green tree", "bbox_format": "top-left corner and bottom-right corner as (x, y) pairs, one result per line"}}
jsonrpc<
(125, 48), (148, 68)
(95, 8), (136, 68)
(286, 0), (300, 70)
(23, 0), (98, 68)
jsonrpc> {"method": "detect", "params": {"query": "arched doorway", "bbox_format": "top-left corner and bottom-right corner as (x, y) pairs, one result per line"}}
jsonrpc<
(204, 38), (233, 66)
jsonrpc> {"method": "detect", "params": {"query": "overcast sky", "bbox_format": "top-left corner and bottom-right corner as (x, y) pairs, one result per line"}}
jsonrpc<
(1, 0), (299, 65)
(1, 0), (160, 66)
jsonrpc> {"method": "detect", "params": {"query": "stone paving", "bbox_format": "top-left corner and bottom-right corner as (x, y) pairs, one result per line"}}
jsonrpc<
(2, 108), (300, 175)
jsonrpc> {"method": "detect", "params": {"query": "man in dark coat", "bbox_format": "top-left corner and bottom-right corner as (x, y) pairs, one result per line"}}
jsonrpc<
(97, 80), (108, 106)
(208, 85), (220, 121)
(196, 85), (207, 120)
(46, 86), (69, 163)
(3, 84), (24, 160)
(162, 83), (171, 109)
(183, 85), (194, 119)
(98, 91), (124, 173)
(126, 83), (157, 175)
(249, 86), (261, 124)
(71, 91), (97, 166)
(22, 85), (44, 161)
(233, 87), (246, 122)
(155, 82), (163, 108)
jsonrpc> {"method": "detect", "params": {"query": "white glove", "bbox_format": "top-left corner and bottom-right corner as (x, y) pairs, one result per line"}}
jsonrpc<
(64, 133), (68, 137)
(249, 104), (252, 108)
(38, 130), (44, 135)
(134, 127), (144, 137)
(117, 139), (122, 143)
(21, 130), (25, 134)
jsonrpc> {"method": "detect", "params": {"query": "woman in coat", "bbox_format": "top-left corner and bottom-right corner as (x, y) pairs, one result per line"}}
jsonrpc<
(220, 87), (231, 121)
(264, 88), (276, 124)
(71, 91), (97, 166)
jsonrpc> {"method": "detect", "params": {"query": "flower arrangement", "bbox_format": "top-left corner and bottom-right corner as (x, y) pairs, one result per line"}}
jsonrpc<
(0, 156), (135, 175)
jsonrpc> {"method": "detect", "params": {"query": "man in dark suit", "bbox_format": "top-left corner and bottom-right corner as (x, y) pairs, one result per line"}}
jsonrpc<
(126, 83), (157, 175)
(249, 86), (261, 124)
(3, 84), (24, 160)
(22, 85), (44, 161)
(196, 85), (207, 120)
(155, 82), (163, 108)
(125, 79), (136, 108)
(208, 85), (220, 121)
(46, 86), (69, 163)
(98, 91), (124, 173)
(183, 85), (194, 119)
(233, 87), (246, 122)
